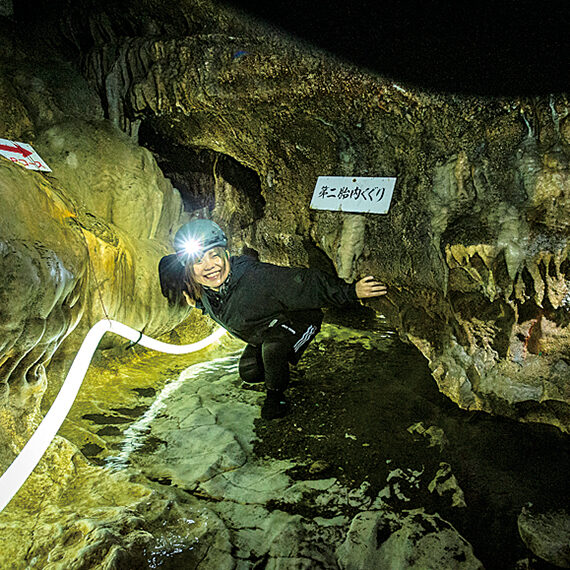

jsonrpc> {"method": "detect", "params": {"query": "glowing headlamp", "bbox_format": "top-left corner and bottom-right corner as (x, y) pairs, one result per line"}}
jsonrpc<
(182, 238), (203, 259)
(174, 220), (227, 267)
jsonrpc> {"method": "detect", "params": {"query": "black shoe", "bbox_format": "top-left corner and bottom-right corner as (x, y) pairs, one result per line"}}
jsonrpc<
(242, 376), (264, 383)
(261, 391), (289, 420)
(241, 381), (265, 392)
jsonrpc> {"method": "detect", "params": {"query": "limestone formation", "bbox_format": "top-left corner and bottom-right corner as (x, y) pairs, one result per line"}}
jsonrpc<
(120, 331), (484, 568)
(337, 510), (483, 570)
(0, 435), (235, 568)
(0, 0), (569, 567)
(0, 16), (196, 537)
(0, 122), (193, 445)
(17, 0), (568, 430)
(2, 0), (569, 438)
(0, 160), (87, 464)
(0, 21), (198, 443)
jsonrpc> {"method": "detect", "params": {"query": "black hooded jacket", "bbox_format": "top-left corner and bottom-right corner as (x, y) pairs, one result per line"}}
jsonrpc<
(196, 255), (358, 345)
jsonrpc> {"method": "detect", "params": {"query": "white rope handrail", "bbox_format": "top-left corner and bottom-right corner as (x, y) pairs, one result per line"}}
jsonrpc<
(0, 319), (226, 513)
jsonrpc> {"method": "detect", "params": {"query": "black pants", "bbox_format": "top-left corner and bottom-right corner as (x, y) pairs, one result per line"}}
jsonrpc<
(238, 321), (320, 392)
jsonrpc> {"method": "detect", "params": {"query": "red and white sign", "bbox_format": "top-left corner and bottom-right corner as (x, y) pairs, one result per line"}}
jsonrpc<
(0, 138), (51, 172)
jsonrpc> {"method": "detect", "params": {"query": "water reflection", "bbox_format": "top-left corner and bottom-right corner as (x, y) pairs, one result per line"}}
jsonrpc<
(105, 354), (240, 471)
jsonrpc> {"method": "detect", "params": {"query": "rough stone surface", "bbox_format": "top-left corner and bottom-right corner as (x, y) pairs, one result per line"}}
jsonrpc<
(117, 331), (483, 569)
(0, 20), (192, 488)
(518, 506), (570, 568)
(0, 161), (88, 465)
(0, 129), (190, 445)
(10, 0), (569, 430)
(337, 509), (483, 570)
(0, 435), (234, 569)
(5, 316), (565, 568)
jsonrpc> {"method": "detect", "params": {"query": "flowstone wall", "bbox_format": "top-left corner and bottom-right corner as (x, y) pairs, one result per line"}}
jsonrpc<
(0, 23), (196, 465)
(43, 0), (570, 430)
(0, 19), (224, 568)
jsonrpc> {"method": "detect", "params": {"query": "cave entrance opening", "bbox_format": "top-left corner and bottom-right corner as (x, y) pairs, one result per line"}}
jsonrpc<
(138, 120), (265, 223)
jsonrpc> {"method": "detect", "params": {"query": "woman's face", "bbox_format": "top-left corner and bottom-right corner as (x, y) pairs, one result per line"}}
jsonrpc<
(191, 248), (230, 290)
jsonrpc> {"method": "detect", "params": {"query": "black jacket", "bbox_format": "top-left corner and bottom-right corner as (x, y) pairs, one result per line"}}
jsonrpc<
(197, 255), (358, 345)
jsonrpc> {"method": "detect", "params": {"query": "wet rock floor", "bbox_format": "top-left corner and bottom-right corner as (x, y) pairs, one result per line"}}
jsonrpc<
(65, 308), (570, 569)
(254, 310), (570, 569)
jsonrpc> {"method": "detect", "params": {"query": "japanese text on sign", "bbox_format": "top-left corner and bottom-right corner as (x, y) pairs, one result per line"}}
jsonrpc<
(311, 176), (396, 214)
(310, 176), (395, 214)
(0, 138), (52, 172)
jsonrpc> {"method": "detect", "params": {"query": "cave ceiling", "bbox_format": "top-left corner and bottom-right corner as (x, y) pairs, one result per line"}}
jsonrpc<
(14, 0), (570, 95)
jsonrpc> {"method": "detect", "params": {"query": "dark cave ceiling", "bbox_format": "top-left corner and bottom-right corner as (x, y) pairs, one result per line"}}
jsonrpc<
(223, 0), (569, 96)
(12, 0), (570, 96)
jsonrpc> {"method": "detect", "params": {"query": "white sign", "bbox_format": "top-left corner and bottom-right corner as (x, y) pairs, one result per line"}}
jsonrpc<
(0, 138), (51, 172)
(310, 176), (396, 214)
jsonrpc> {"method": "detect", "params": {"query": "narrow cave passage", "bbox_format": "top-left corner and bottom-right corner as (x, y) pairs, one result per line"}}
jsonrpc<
(138, 120), (265, 222)
(1, 0), (569, 566)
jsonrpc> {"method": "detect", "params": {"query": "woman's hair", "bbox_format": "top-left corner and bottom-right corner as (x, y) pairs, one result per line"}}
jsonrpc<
(183, 246), (229, 302)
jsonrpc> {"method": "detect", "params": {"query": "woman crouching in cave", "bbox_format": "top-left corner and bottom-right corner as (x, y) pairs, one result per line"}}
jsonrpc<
(158, 219), (387, 420)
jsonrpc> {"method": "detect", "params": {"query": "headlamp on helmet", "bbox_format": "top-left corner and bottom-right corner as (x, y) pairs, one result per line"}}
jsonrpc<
(173, 219), (228, 266)
(181, 238), (202, 258)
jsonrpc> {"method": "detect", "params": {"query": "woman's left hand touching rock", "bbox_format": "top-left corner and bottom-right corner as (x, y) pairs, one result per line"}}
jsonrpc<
(355, 275), (388, 299)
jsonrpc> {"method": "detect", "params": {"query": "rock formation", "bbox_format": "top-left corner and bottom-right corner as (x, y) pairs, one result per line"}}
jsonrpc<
(0, 0), (569, 567)
(518, 506), (570, 568)
(15, 0), (568, 430)
(0, 11), (195, 490)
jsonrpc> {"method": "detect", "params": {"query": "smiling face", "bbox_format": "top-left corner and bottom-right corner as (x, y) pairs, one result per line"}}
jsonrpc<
(191, 247), (230, 290)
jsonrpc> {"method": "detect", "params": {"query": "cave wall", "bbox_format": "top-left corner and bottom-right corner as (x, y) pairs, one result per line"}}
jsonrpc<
(0, 0), (569, 451)
(23, 0), (569, 430)
(0, 18), (198, 469)
(0, 1), (568, 566)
